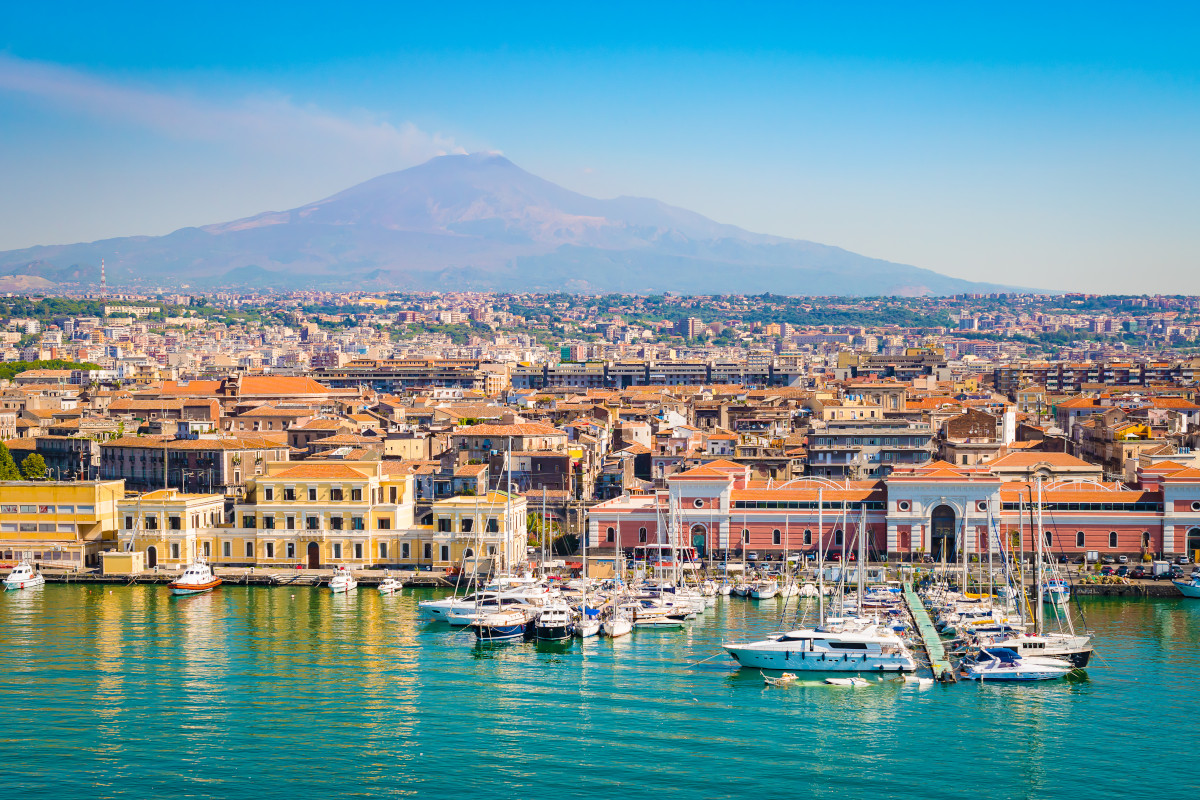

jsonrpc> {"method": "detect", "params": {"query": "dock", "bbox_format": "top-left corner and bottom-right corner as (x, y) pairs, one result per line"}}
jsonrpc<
(903, 582), (957, 682)
(33, 567), (460, 589)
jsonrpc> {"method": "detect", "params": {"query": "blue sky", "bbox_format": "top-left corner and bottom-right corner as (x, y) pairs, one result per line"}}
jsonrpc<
(1, 2), (1198, 292)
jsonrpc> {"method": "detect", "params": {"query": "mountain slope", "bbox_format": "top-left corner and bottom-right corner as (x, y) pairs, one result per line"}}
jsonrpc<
(0, 153), (1018, 295)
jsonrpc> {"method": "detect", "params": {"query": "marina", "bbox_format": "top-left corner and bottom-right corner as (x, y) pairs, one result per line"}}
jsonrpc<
(1, 581), (1198, 798)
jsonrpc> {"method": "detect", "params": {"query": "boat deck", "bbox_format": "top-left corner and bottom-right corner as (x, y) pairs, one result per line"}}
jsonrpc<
(903, 582), (957, 682)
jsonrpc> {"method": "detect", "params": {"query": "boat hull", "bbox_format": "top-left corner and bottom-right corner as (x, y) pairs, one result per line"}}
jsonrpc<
(535, 624), (573, 641)
(1173, 580), (1200, 598)
(472, 622), (527, 641)
(4, 576), (46, 591)
(725, 646), (916, 672)
(168, 578), (222, 596)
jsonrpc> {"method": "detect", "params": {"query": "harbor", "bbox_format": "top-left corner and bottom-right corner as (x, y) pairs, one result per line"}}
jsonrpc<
(1, 580), (1197, 799)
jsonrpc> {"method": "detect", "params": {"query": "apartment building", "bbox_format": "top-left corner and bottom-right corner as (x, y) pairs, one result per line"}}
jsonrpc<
(0, 480), (124, 568)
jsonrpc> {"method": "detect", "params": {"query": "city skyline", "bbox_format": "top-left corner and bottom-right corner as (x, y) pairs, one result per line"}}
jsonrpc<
(2, 3), (1199, 293)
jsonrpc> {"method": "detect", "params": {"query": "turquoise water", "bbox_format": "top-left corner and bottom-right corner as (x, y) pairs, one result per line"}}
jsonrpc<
(2, 586), (1198, 799)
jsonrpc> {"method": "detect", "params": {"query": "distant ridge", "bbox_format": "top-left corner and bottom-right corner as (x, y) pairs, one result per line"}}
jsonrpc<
(0, 153), (1024, 295)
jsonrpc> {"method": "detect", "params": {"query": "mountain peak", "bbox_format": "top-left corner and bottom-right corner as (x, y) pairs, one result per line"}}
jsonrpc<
(0, 154), (1023, 295)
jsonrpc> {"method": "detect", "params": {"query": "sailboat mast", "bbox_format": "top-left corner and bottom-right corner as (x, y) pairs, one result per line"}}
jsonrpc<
(1036, 479), (1045, 634)
(817, 488), (825, 624)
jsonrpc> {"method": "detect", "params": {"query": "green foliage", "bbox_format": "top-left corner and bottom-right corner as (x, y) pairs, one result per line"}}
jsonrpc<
(0, 360), (101, 382)
(20, 453), (46, 480)
(0, 442), (21, 481)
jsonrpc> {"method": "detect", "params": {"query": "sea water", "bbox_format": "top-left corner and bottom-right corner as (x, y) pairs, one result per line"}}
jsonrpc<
(1, 585), (1196, 799)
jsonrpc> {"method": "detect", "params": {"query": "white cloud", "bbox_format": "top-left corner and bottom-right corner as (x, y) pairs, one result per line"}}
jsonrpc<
(0, 54), (464, 164)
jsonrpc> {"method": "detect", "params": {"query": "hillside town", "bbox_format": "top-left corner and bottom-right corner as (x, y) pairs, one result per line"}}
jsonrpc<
(5, 289), (1200, 574)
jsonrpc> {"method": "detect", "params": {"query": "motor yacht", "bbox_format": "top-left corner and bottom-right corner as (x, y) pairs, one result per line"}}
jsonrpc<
(377, 576), (403, 595)
(723, 622), (918, 672)
(167, 561), (221, 596)
(978, 631), (1094, 668)
(328, 566), (358, 594)
(534, 600), (574, 641)
(749, 580), (778, 600)
(3, 561), (45, 591)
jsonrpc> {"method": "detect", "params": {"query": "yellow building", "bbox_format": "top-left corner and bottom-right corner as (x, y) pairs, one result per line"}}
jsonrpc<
(116, 489), (226, 569)
(231, 460), (416, 569)
(0, 479), (123, 568)
(413, 490), (528, 571)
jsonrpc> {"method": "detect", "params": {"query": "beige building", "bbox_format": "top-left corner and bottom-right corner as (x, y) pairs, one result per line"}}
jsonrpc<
(117, 489), (226, 568)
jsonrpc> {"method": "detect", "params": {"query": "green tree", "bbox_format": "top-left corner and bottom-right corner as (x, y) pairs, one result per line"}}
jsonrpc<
(0, 442), (21, 480)
(20, 453), (47, 480)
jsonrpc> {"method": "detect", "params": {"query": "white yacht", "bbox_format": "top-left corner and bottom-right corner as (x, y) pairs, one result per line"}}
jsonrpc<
(575, 615), (601, 638)
(534, 599), (574, 641)
(749, 580), (779, 600)
(724, 622), (918, 672)
(3, 561), (45, 591)
(959, 648), (1074, 681)
(328, 566), (358, 594)
(377, 576), (403, 595)
(168, 561), (221, 596)
(602, 607), (633, 638)
(977, 631), (1094, 668)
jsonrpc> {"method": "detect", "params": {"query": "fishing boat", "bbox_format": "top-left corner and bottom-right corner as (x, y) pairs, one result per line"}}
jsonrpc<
(1042, 578), (1071, 605)
(959, 647), (1074, 682)
(1173, 577), (1200, 598)
(167, 561), (221, 596)
(3, 561), (45, 591)
(749, 579), (778, 600)
(377, 576), (403, 594)
(328, 566), (358, 594)
(469, 607), (530, 641)
(534, 599), (574, 641)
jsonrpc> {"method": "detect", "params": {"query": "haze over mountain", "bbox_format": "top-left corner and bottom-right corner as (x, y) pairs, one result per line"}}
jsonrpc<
(0, 153), (1019, 295)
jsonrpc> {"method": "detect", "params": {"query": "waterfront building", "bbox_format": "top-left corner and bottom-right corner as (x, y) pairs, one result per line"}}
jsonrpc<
(0, 480), (124, 567)
(116, 489), (226, 568)
(586, 458), (1200, 561)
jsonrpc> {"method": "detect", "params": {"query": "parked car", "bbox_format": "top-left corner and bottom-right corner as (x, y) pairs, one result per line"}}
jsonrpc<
(1117, 555), (1129, 564)
(1059, 555), (1069, 564)
(1128, 566), (1150, 579)
(1165, 565), (1184, 579)
(1177, 556), (1192, 565)
(1100, 565), (1116, 576)
(1116, 565), (1130, 578)
(746, 551), (759, 561)
(1101, 555), (1116, 564)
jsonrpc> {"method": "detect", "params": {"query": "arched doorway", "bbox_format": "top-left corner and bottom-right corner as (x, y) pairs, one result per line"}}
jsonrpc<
(930, 505), (957, 563)
(690, 524), (707, 557)
(307, 542), (320, 569)
(146, 545), (157, 569)
(1188, 528), (1200, 562)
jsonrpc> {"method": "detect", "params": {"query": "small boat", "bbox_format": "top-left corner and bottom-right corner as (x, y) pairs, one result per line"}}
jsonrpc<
(167, 561), (221, 596)
(1042, 579), (1071, 605)
(764, 671), (799, 686)
(633, 615), (686, 629)
(377, 577), (403, 594)
(602, 611), (632, 638)
(1173, 578), (1200, 598)
(902, 675), (935, 688)
(749, 580), (778, 600)
(470, 608), (529, 641)
(959, 648), (1074, 682)
(575, 617), (601, 638)
(328, 566), (358, 594)
(3, 561), (45, 591)
(824, 677), (871, 687)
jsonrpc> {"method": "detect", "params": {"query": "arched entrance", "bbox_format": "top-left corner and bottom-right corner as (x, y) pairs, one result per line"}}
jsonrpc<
(930, 505), (957, 563)
(307, 542), (320, 569)
(146, 545), (157, 568)
(1188, 528), (1200, 562)
(690, 524), (708, 557)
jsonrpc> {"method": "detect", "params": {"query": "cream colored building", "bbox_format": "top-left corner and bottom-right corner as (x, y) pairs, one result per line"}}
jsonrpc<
(116, 489), (226, 569)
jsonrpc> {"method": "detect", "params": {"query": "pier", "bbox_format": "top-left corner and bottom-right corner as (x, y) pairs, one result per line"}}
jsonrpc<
(33, 567), (460, 589)
(903, 582), (957, 682)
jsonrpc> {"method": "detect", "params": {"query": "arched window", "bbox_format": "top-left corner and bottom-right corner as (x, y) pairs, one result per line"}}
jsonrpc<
(606, 526), (615, 542)
(803, 529), (812, 545)
(1044, 530), (1053, 547)
(1076, 531), (1085, 548)
(834, 529), (844, 546)
(638, 527), (647, 543)
(772, 529), (781, 545)
(742, 529), (750, 543)
(464, 547), (475, 558)
(1109, 531), (1118, 549)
